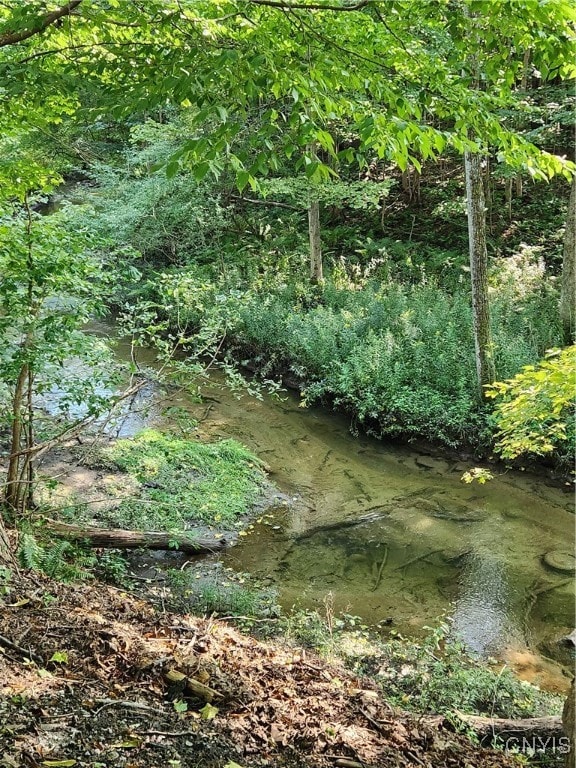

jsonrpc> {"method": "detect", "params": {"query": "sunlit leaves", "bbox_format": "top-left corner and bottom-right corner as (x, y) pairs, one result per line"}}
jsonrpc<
(486, 346), (576, 459)
(0, 0), (574, 193)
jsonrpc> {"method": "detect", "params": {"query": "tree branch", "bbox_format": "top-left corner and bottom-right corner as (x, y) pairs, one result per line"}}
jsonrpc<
(0, 1), (83, 48)
(230, 194), (302, 211)
(245, 0), (373, 11)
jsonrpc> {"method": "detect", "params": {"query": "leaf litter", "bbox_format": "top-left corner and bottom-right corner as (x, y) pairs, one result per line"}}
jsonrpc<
(1, 573), (520, 767)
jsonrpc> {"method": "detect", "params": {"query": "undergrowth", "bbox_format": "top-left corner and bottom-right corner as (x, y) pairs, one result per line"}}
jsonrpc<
(17, 532), (95, 581)
(148, 269), (563, 454)
(276, 609), (562, 722)
(167, 563), (280, 622)
(58, 429), (267, 533)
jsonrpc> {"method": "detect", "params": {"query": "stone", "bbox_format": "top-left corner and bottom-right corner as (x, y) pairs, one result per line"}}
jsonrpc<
(542, 550), (576, 575)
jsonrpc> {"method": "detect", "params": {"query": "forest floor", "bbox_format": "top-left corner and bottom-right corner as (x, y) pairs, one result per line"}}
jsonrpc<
(0, 570), (524, 768)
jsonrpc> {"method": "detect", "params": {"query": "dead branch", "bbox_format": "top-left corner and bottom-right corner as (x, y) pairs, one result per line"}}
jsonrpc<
(454, 710), (564, 745)
(165, 668), (223, 702)
(0, 633), (43, 665)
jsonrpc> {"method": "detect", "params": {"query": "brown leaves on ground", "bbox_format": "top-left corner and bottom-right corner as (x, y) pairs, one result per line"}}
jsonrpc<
(0, 573), (518, 768)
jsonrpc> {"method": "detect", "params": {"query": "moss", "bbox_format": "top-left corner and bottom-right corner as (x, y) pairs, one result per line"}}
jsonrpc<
(98, 429), (266, 531)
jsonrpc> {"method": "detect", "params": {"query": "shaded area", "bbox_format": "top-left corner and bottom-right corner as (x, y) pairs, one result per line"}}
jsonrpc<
(0, 572), (524, 768)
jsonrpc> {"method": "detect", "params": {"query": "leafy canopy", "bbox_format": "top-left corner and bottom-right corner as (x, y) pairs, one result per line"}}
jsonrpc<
(0, 0), (574, 199)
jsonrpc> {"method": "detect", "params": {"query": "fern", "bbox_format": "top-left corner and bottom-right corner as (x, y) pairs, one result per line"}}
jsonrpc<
(18, 533), (94, 581)
(18, 532), (45, 571)
(41, 539), (74, 578)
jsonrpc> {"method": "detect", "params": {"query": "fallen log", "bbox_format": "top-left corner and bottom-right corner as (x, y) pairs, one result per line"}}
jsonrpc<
(454, 710), (563, 746)
(44, 519), (228, 554)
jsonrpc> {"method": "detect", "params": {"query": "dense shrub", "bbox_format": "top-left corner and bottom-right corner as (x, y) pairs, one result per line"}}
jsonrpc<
(171, 276), (559, 451)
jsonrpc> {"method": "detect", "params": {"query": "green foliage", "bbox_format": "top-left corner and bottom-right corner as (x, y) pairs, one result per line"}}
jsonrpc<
(279, 610), (560, 721)
(91, 429), (266, 531)
(167, 565), (279, 621)
(17, 532), (95, 581)
(486, 346), (576, 461)
(365, 627), (560, 720)
(83, 126), (229, 267)
(261, 177), (392, 211)
(198, 277), (557, 450)
(0, 203), (122, 422)
(122, 242), (562, 452)
(94, 551), (130, 586)
(0, 565), (12, 595)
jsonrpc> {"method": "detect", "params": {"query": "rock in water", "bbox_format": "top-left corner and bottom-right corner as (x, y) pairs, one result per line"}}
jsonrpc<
(542, 551), (576, 575)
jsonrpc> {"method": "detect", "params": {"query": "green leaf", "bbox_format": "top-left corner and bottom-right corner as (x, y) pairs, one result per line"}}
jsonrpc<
(166, 161), (179, 179)
(236, 170), (250, 192)
(199, 702), (219, 720)
(49, 651), (68, 664)
(193, 162), (211, 182)
(41, 761), (76, 767)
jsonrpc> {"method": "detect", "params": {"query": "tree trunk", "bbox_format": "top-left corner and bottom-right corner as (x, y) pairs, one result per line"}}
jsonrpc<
(505, 177), (513, 221)
(0, 516), (15, 566)
(464, 150), (496, 394)
(560, 175), (575, 344)
(455, 711), (563, 747)
(308, 198), (323, 284)
(44, 519), (229, 553)
(5, 364), (29, 513)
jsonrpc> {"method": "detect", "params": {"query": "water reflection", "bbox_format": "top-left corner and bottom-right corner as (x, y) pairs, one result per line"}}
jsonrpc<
(44, 320), (574, 689)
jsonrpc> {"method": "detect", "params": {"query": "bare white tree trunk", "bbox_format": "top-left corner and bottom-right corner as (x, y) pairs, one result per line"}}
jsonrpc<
(465, 150), (495, 395)
(560, 175), (575, 344)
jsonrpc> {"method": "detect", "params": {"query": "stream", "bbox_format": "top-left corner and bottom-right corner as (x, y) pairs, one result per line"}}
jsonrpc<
(52, 321), (576, 691)
(183, 373), (574, 691)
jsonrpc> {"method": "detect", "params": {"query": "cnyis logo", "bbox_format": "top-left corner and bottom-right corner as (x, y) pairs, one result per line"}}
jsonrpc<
(505, 736), (571, 755)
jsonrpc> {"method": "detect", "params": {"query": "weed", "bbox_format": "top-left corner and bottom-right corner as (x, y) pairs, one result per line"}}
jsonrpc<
(94, 429), (266, 531)
(167, 565), (280, 622)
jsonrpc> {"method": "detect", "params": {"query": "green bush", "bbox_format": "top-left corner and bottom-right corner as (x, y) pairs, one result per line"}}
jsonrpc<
(144, 266), (564, 452)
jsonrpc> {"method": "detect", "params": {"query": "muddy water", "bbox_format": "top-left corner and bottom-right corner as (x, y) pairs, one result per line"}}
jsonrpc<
(93, 323), (575, 690)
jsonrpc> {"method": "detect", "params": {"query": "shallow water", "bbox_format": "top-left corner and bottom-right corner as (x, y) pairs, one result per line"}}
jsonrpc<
(89, 322), (576, 690)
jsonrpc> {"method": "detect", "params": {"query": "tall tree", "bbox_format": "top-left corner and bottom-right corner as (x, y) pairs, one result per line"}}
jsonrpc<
(464, 148), (495, 391)
(0, 0), (574, 391)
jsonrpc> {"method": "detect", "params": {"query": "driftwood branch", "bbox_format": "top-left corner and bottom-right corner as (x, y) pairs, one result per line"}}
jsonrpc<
(44, 519), (228, 554)
(165, 668), (223, 702)
(455, 711), (563, 745)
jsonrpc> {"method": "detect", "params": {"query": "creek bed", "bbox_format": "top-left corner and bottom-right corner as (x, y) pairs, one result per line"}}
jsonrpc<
(190, 376), (574, 691)
(67, 322), (576, 691)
